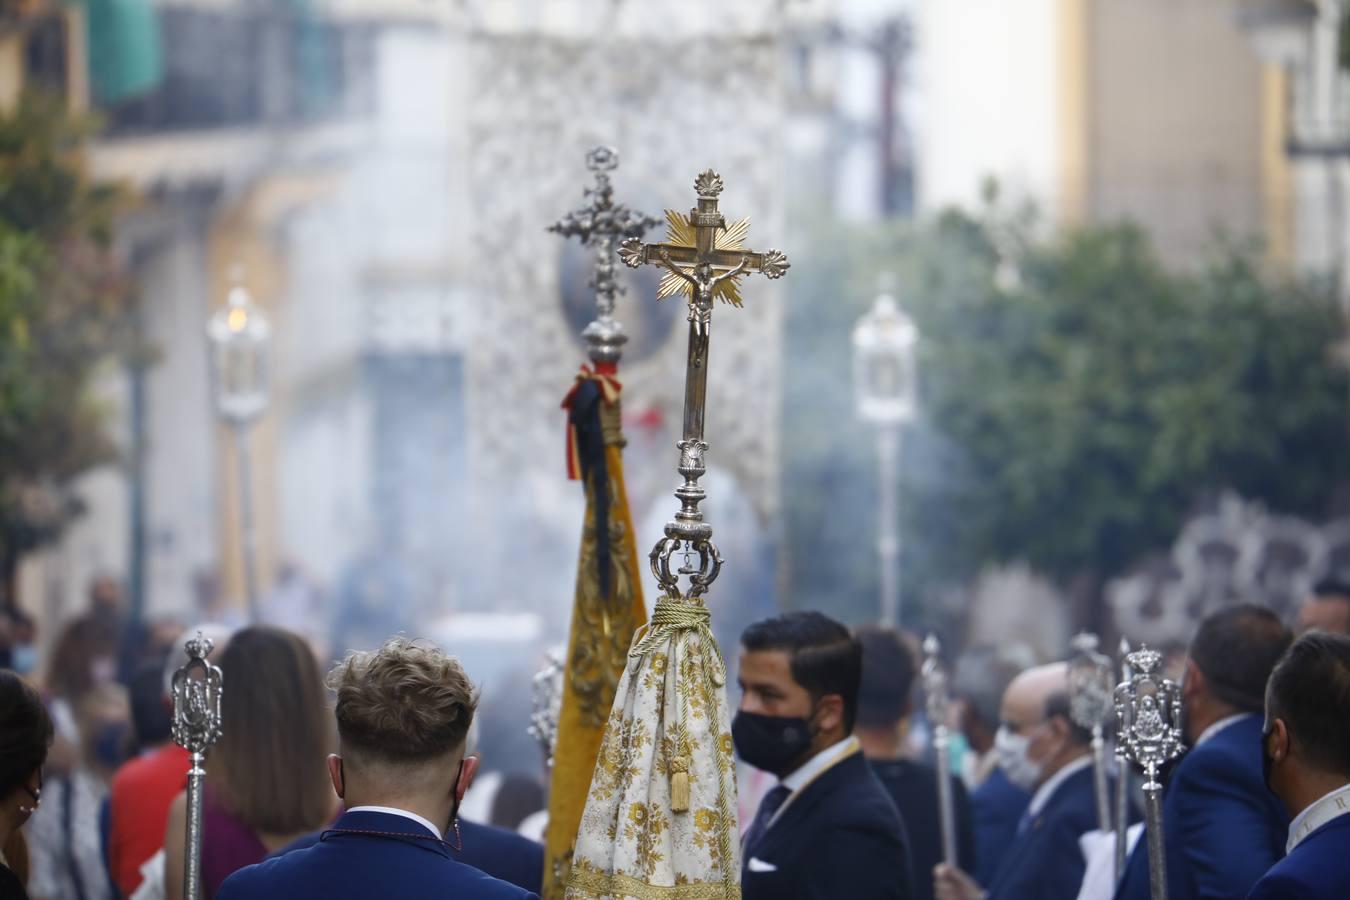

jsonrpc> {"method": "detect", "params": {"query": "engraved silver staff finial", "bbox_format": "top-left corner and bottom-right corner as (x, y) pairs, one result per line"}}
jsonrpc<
(550, 146), (660, 365)
(527, 647), (565, 771)
(171, 632), (223, 900)
(922, 634), (958, 867)
(1069, 632), (1115, 833)
(1115, 644), (1185, 900)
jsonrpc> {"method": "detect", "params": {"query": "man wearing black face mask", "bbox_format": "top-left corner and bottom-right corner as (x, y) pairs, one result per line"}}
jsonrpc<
(216, 638), (535, 900)
(735, 611), (914, 899)
(1249, 631), (1350, 898)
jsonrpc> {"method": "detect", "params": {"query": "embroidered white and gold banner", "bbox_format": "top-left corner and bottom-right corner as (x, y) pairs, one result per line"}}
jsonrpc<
(565, 600), (741, 900)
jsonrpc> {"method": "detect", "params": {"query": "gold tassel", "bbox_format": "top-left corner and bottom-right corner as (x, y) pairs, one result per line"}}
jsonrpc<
(670, 756), (690, 812)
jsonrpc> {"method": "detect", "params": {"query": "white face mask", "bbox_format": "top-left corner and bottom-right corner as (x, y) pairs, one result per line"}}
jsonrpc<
(995, 724), (1044, 793)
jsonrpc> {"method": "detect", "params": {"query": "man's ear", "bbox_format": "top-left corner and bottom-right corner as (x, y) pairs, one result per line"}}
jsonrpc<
(1269, 719), (1291, 763)
(1182, 659), (1205, 701)
(815, 693), (846, 736)
(456, 753), (481, 803)
(327, 754), (344, 800)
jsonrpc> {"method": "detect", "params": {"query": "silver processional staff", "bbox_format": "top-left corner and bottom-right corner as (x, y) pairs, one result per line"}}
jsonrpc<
(922, 634), (959, 867)
(171, 632), (224, 900)
(1069, 632), (1115, 835)
(1115, 645), (1185, 900)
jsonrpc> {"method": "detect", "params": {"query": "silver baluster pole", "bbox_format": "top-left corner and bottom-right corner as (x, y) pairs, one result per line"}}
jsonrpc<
(171, 632), (224, 900)
(922, 635), (958, 865)
(1115, 645), (1185, 900)
(1114, 637), (1133, 882)
(1069, 632), (1114, 834)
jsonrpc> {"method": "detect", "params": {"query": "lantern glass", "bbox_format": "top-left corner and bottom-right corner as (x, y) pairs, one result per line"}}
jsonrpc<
(852, 293), (917, 425)
(208, 282), (271, 425)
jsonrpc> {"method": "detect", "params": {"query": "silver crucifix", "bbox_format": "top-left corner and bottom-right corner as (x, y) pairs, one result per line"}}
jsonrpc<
(619, 169), (789, 599)
(171, 632), (224, 900)
(1069, 632), (1115, 834)
(1115, 645), (1185, 900)
(549, 146), (659, 365)
(922, 634), (959, 867)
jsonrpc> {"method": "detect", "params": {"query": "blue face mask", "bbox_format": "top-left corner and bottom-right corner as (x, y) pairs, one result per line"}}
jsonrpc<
(93, 723), (129, 769)
(10, 644), (36, 675)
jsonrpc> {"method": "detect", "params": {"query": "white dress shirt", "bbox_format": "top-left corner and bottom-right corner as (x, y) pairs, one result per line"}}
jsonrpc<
(1194, 712), (1254, 749)
(1029, 754), (1094, 819)
(1287, 783), (1350, 853)
(346, 805), (444, 840)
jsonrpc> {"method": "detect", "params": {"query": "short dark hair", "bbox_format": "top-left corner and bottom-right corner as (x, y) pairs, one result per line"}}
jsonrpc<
(1312, 578), (1350, 603)
(1189, 605), (1291, 714)
(1044, 690), (1093, 747)
(1267, 631), (1350, 777)
(854, 625), (916, 729)
(742, 611), (862, 733)
(0, 670), (53, 801)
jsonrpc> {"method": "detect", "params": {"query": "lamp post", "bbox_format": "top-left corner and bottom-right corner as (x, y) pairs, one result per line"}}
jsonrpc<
(207, 272), (271, 622)
(852, 276), (917, 627)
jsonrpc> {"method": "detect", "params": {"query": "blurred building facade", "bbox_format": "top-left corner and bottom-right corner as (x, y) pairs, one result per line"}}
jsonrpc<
(916, 0), (1281, 267)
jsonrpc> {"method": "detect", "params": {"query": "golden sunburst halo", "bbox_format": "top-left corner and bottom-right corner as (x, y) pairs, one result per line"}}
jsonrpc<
(656, 209), (751, 307)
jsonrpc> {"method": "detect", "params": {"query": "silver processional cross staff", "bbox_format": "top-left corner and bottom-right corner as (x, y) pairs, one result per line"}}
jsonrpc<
(1069, 632), (1115, 835)
(618, 169), (788, 596)
(922, 635), (959, 867)
(1115, 645), (1185, 900)
(1114, 637), (1133, 882)
(171, 632), (224, 900)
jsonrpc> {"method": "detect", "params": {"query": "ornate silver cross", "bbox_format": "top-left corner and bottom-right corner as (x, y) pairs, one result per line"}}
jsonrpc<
(618, 169), (789, 599)
(549, 146), (660, 365)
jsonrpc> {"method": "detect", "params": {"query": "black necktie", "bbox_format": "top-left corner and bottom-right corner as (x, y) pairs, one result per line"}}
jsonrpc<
(743, 785), (791, 854)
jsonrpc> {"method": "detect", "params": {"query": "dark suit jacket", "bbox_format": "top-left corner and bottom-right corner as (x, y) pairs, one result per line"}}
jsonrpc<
(742, 748), (914, 899)
(1247, 812), (1350, 900)
(871, 758), (976, 900)
(1116, 715), (1288, 900)
(218, 810), (536, 900)
(985, 761), (1098, 900)
(971, 766), (1031, 886)
(270, 815), (544, 896)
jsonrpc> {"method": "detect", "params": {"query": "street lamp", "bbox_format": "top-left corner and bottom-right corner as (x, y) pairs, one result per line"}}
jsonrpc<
(852, 276), (918, 627)
(207, 271), (271, 622)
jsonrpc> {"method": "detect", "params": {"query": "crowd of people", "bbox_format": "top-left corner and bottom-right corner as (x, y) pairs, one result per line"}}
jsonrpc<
(1, 578), (1350, 899)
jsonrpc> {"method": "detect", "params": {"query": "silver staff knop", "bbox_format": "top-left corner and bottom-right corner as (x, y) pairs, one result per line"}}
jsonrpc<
(1115, 645), (1185, 900)
(171, 632), (223, 900)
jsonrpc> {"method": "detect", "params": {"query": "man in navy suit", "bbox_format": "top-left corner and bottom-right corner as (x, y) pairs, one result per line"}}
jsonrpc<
(1249, 631), (1350, 899)
(1115, 605), (1292, 900)
(935, 662), (1102, 900)
(855, 626), (976, 900)
(217, 637), (535, 900)
(736, 611), (914, 899)
(269, 811), (544, 894)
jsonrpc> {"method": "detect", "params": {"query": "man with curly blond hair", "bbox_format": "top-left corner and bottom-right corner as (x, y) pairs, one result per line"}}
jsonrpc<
(217, 637), (536, 900)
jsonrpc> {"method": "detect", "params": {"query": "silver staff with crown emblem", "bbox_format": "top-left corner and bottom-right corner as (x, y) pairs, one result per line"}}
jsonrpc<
(1069, 632), (1115, 834)
(1115, 645), (1185, 900)
(922, 634), (959, 866)
(1114, 637), (1133, 882)
(619, 169), (788, 599)
(171, 632), (224, 900)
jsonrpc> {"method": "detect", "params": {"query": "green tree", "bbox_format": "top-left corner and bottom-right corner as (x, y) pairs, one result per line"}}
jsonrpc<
(0, 95), (128, 610)
(782, 198), (1350, 629)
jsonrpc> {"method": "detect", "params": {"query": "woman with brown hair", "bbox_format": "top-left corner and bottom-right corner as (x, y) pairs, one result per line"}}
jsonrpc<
(0, 669), (54, 900)
(164, 626), (336, 900)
